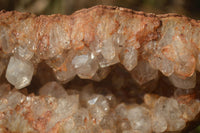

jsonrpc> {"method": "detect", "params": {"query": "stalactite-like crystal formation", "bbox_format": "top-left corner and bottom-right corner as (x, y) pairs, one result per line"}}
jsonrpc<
(0, 5), (200, 133)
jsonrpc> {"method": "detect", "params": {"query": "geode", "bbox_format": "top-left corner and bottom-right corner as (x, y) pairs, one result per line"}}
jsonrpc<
(0, 5), (199, 133)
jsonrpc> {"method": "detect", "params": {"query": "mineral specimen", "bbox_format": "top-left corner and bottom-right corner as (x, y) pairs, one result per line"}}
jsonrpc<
(0, 5), (199, 133)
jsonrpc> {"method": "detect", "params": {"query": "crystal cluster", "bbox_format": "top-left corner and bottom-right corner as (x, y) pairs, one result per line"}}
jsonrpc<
(0, 82), (199, 133)
(0, 6), (199, 89)
(0, 5), (200, 132)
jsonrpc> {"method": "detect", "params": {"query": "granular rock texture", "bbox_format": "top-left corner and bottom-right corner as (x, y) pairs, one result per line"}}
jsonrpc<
(0, 5), (200, 133)
(0, 83), (199, 133)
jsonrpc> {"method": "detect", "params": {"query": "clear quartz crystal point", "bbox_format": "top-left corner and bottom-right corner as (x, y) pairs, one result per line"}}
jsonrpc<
(72, 52), (99, 79)
(169, 72), (196, 89)
(120, 46), (138, 71)
(6, 56), (34, 89)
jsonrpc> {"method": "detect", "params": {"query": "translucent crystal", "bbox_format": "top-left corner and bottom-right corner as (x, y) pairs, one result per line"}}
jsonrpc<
(98, 53), (119, 68)
(131, 60), (158, 85)
(169, 72), (196, 89)
(115, 103), (128, 119)
(5, 111), (36, 133)
(101, 38), (116, 61)
(148, 55), (174, 77)
(87, 94), (110, 113)
(128, 106), (151, 133)
(179, 101), (200, 121)
(92, 67), (111, 81)
(120, 47), (138, 71)
(73, 108), (89, 127)
(79, 84), (94, 107)
(154, 97), (186, 131)
(14, 45), (34, 60)
(6, 56), (34, 89)
(39, 81), (68, 98)
(52, 51), (76, 83)
(48, 95), (79, 130)
(88, 104), (106, 124)
(144, 94), (159, 107)
(152, 113), (167, 133)
(100, 115), (115, 130)
(0, 27), (15, 53)
(55, 69), (76, 83)
(118, 119), (132, 131)
(72, 52), (98, 79)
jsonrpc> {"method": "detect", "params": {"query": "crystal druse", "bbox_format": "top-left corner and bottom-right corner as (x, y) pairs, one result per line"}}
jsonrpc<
(0, 5), (200, 133)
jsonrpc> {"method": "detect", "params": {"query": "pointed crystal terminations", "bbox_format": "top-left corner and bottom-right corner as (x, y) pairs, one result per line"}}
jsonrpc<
(169, 73), (196, 89)
(72, 49), (99, 79)
(5, 56), (34, 89)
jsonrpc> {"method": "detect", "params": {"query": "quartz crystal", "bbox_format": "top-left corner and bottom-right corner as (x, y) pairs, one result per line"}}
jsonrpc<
(120, 46), (138, 71)
(169, 72), (196, 89)
(153, 97), (186, 131)
(5, 56), (34, 89)
(131, 60), (158, 85)
(14, 45), (34, 61)
(0, 82), (198, 132)
(72, 51), (99, 79)
(39, 81), (68, 98)
(128, 106), (152, 133)
(0, 5), (200, 133)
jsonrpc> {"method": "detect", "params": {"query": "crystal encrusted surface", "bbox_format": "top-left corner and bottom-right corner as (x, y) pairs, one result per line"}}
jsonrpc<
(0, 82), (199, 133)
(0, 5), (200, 133)
(0, 5), (199, 89)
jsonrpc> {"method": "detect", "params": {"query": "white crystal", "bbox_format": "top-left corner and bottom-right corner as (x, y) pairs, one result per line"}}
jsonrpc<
(92, 67), (110, 81)
(79, 84), (94, 107)
(88, 104), (106, 124)
(154, 97), (186, 131)
(0, 27), (15, 53)
(98, 53), (119, 68)
(128, 106), (151, 133)
(14, 45), (34, 60)
(148, 55), (174, 76)
(48, 95), (79, 130)
(6, 56), (34, 89)
(72, 52), (98, 79)
(39, 81), (68, 98)
(87, 94), (110, 113)
(55, 69), (76, 83)
(115, 103), (128, 119)
(52, 51), (76, 83)
(152, 113), (167, 133)
(169, 72), (196, 89)
(179, 100), (200, 121)
(100, 115), (115, 130)
(73, 108), (89, 127)
(131, 60), (158, 85)
(120, 47), (138, 71)
(101, 38), (116, 61)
